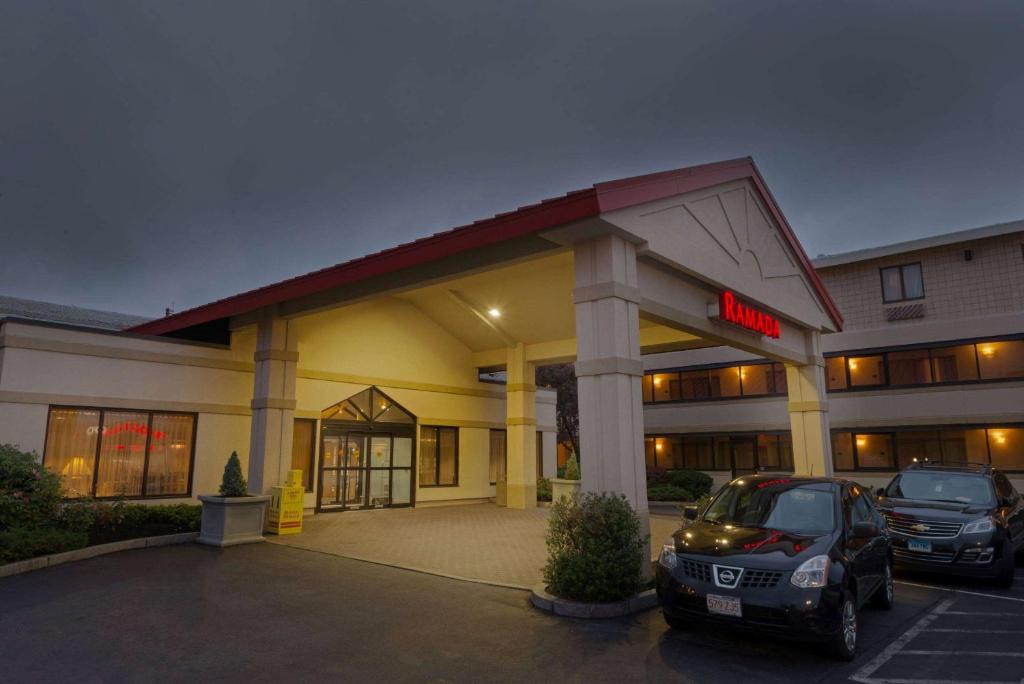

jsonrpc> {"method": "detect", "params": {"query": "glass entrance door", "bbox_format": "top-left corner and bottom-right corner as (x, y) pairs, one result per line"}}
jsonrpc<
(732, 437), (757, 477)
(319, 430), (414, 511)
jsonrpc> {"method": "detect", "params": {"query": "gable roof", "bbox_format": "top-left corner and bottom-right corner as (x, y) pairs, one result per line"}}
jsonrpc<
(130, 157), (842, 336)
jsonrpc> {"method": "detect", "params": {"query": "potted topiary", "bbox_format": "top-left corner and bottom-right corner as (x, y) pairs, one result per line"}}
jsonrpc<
(550, 452), (581, 501)
(197, 452), (271, 547)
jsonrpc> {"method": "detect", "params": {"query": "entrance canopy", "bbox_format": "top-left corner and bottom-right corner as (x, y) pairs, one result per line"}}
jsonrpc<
(129, 157), (841, 351)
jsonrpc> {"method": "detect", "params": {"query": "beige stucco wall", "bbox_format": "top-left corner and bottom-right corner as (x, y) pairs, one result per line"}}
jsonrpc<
(0, 312), (556, 507)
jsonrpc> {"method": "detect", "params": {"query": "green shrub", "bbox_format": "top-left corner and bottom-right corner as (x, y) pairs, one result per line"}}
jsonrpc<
(219, 451), (248, 497)
(667, 469), (713, 497)
(537, 477), (552, 502)
(543, 492), (646, 602)
(647, 484), (694, 501)
(0, 527), (87, 563)
(0, 444), (64, 531)
(563, 453), (580, 480)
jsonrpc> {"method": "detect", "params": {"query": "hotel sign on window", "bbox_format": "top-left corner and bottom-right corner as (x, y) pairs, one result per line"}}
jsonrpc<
(715, 291), (781, 339)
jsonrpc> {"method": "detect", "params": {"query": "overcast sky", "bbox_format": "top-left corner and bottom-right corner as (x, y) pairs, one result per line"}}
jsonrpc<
(1, 1), (1022, 317)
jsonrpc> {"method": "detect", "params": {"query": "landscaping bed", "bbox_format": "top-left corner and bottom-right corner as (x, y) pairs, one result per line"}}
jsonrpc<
(0, 443), (200, 565)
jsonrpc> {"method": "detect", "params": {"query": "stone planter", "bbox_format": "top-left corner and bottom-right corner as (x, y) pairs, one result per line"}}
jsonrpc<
(550, 478), (580, 501)
(530, 584), (658, 618)
(197, 495), (271, 547)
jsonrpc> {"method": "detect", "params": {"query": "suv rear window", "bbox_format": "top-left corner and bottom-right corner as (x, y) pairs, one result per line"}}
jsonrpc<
(885, 471), (995, 506)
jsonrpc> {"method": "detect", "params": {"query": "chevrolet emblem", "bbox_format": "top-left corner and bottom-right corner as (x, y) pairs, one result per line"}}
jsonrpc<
(911, 523), (930, 533)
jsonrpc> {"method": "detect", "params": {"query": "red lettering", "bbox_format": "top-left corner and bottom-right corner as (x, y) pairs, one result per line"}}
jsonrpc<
(715, 290), (783, 340)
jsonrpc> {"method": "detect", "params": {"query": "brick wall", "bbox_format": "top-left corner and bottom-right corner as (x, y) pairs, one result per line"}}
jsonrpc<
(818, 231), (1024, 331)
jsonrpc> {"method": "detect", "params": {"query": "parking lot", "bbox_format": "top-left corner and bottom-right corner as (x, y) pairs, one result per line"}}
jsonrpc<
(850, 570), (1024, 684)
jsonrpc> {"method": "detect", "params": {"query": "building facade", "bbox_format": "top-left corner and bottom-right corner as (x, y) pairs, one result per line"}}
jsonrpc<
(0, 158), (843, 528)
(642, 219), (1024, 490)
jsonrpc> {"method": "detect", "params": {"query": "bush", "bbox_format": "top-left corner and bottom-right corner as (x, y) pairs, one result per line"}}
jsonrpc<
(219, 451), (248, 497)
(537, 477), (552, 502)
(647, 485), (694, 502)
(0, 444), (64, 531)
(646, 466), (671, 486)
(563, 453), (580, 480)
(0, 527), (87, 563)
(667, 470), (713, 497)
(543, 492), (647, 602)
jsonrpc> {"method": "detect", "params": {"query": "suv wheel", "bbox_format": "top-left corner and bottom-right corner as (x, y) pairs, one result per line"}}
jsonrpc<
(871, 561), (894, 610)
(829, 597), (858, 661)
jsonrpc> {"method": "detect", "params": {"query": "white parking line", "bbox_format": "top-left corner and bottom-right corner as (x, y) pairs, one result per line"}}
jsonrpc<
(850, 597), (954, 684)
(944, 610), (1023, 616)
(895, 579), (1024, 604)
(900, 650), (1024, 657)
(924, 628), (1024, 633)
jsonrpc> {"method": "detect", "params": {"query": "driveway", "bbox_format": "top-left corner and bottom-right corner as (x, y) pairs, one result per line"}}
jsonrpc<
(3, 542), (1022, 683)
(269, 503), (682, 588)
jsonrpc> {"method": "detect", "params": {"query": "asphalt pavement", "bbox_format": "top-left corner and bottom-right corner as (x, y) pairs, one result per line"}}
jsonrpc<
(0, 543), (1021, 683)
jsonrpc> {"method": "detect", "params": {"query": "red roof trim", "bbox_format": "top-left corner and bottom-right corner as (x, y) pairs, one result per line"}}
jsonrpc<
(130, 158), (842, 336)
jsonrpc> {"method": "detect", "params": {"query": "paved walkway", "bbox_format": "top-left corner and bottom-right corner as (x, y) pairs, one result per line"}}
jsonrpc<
(269, 503), (681, 589)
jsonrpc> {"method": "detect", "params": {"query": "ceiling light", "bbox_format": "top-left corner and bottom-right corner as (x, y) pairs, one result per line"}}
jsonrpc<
(487, 308), (501, 318)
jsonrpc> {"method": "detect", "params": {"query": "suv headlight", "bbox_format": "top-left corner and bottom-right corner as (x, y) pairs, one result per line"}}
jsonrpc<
(963, 517), (995, 534)
(790, 554), (830, 589)
(659, 542), (677, 570)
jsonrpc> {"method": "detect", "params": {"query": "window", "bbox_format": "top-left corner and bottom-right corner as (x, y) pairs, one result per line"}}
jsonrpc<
(977, 341), (1024, 380)
(880, 262), (924, 303)
(489, 429), (506, 484)
(888, 349), (932, 386)
(832, 426), (1024, 472)
(43, 406), (196, 499)
(645, 433), (793, 472)
(642, 362), (787, 403)
(847, 355), (885, 387)
(832, 432), (854, 471)
(826, 356), (848, 390)
(854, 433), (894, 469)
(420, 426), (458, 486)
(930, 345), (979, 382)
(291, 419), (316, 491)
(683, 436), (714, 470)
(988, 428), (1024, 471)
(756, 434), (794, 471)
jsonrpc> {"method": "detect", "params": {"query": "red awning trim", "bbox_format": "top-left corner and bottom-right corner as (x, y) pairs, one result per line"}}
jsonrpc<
(130, 157), (842, 336)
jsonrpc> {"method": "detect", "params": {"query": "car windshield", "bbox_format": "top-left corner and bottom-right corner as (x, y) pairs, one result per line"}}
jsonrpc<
(885, 472), (995, 506)
(702, 480), (836, 535)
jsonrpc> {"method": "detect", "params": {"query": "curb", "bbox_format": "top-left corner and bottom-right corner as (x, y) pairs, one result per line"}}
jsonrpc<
(530, 583), (659, 618)
(0, 532), (199, 579)
(648, 501), (694, 514)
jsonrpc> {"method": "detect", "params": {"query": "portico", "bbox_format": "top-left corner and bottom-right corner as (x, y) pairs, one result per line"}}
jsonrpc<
(26, 157), (840, 521)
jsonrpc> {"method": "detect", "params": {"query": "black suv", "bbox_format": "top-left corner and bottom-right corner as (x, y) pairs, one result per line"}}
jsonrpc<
(656, 476), (892, 661)
(876, 463), (1024, 587)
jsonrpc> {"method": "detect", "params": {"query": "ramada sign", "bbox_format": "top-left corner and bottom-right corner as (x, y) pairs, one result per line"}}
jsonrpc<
(718, 291), (781, 339)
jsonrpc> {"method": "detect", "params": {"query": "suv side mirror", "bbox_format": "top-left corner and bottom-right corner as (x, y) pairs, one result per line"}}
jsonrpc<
(875, 487), (886, 498)
(683, 506), (699, 521)
(853, 521), (880, 539)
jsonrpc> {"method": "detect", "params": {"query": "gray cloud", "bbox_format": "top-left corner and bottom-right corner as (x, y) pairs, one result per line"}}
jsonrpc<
(1, 0), (1022, 316)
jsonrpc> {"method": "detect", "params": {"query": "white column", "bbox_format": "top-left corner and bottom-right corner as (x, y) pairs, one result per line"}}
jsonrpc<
(248, 311), (298, 494)
(786, 331), (834, 477)
(573, 234), (650, 574)
(505, 342), (537, 508)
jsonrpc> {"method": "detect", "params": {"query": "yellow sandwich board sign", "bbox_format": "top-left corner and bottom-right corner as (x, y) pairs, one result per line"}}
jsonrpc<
(265, 469), (305, 535)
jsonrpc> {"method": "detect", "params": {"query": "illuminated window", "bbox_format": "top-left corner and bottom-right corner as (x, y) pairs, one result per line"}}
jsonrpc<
(651, 372), (681, 401)
(880, 262), (924, 303)
(847, 355), (885, 387)
(832, 432), (854, 471)
(854, 433), (894, 469)
(420, 426), (458, 487)
(826, 357), (848, 390)
(43, 407), (196, 499)
(708, 366), (741, 398)
(988, 428), (1024, 470)
(931, 345), (979, 382)
(976, 341), (1024, 380)
(888, 349), (932, 386)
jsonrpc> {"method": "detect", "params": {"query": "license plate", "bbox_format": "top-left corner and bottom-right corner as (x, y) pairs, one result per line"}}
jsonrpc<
(908, 539), (932, 553)
(707, 593), (742, 618)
